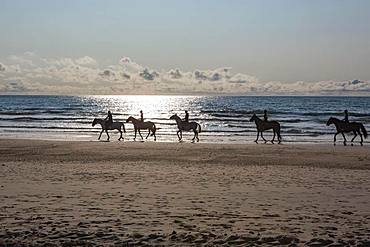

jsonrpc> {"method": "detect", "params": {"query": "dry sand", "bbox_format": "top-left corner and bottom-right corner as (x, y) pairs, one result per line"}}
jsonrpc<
(1, 139), (370, 246)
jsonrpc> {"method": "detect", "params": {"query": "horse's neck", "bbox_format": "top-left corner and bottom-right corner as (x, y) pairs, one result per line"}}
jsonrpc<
(255, 118), (262, 124)
(176, 118), (183, 125)
(128, 117), (136, 123)
(332, 119), (341, 125)
(132, 118), (140, 124)
(97, 119), (105, 126)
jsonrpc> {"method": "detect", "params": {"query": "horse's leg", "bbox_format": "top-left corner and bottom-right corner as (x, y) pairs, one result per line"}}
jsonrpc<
(350, 131), (357, 146)
(98, 129), (103, 140)
(138, 129), (143, 140)
(255, 131), (259, 143)
(341, 132), (347, 146)
(180, 131), (183, 141)
(118, 129), (123, 141)
(358, 131), (363, 146)
(134, 128), (137, 141)
(146, 130), (150, 139)
(196, 131), (199, 142)
(261, 131), (267, 144)
(105, 130), (110, 141)
(176, 130), (181, 141)
(271, 130), (276, 144)
(333, 132), (338, 145)
(192, 129), (196, 142)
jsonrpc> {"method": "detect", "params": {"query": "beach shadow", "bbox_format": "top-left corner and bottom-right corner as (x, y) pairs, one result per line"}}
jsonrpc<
(99, 140), (110, 143)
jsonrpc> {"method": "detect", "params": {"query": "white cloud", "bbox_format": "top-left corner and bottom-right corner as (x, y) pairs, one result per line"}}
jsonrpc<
(0, 62), (6, 72)
(0, 52), (369, 95)
(75, 56), (97, 66)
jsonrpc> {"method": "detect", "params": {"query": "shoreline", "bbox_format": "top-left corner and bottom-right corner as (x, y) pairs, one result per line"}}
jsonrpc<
(1, 138), (370, 170)
(1, 139), (370, 246)
(1, 135), (369, 146)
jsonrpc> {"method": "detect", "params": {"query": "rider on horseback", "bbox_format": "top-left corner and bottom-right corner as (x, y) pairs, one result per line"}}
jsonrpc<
(343, 110), (349, 123)
(184, 110), (189, 123)
(140, 110), (144, 122)
(105, 111), (113, 128)
(263, 110), (268, 122)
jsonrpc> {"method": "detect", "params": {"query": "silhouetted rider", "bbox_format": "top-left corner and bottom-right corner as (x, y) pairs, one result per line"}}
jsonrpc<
(105, 110), (113, 128)
(343, 110), (349, 123)
(263, 110), (268, 122)
(184, 110), (189, 123)
(140, 110), (144, 122)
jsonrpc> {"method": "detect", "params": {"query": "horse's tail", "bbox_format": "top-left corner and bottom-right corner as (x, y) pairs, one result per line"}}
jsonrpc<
(360, 123), (368, 138)
(151, 124), (156, 136)
(197, 123), (202, 133)
(122, 122), (126, 133)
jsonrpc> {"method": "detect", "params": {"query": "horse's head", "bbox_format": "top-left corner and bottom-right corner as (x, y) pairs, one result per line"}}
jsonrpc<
(326, 117), (334, 126)
(92, 118), (98, 127)
(126, 116), (133, 123)
(169, 114), (178, 120)
(250, 114), (257, 122)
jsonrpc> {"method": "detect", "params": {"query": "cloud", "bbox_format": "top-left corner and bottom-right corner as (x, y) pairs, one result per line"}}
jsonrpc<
(229, 73), (257, 84)
(75, 56), (97, 66)
(119, 56), (143, 72)
(0, 52), (369, 95)
(167, 69), (182, 79)
(139, 68), (159, 81)
(99, 69), (115, 77)
(0, 63), (6, 72)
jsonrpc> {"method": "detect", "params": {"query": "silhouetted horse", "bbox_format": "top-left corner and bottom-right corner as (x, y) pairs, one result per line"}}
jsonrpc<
(170, 114), (201, 142)
(126, 116), (157, 141)
(326, 117), (367, 146)
(92, 118), (126, 141)
(250, 114), (281, 144)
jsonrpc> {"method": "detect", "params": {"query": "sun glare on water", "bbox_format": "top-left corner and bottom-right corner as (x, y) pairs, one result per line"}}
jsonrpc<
(88, 95), (200, 120)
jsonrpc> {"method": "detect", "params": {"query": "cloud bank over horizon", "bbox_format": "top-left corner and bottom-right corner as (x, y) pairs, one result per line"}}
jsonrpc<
(0, 52), (369, 95)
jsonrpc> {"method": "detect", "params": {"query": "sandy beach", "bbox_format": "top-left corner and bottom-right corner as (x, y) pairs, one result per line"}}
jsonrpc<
(1, 139), (370, 246)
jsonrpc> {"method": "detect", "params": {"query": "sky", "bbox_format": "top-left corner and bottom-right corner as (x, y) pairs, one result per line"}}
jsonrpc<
(0, 0), (370, 95)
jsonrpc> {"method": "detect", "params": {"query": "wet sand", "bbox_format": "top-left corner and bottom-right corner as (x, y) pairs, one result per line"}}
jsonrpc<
(1, 139), (370, 246)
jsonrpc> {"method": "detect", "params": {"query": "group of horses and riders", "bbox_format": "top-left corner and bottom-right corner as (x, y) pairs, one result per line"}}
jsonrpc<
(92, 110), (201, 142)
(92, 109), (368, 146)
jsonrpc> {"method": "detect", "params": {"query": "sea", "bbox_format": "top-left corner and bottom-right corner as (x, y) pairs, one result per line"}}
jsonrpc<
(0, 95), (369, 144)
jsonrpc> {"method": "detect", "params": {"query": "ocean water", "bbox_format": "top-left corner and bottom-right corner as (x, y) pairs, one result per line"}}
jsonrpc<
(0, 95), (369, 144)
